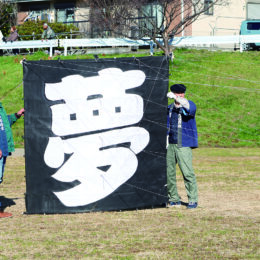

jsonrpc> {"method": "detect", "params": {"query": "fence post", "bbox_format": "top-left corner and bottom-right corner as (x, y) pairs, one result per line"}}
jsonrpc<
(64, 37), (68, 56)
(32, 32), (35, 53)
(50, 41), (53, 57)
(70, 29), (72, 52)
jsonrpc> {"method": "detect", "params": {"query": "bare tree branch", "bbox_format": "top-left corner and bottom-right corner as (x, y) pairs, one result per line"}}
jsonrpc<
(89, 0), (229, 56)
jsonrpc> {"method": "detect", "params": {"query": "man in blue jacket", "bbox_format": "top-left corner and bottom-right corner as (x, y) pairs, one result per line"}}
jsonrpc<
(0, 103), (24, 218)
(166, 84), (198, 209)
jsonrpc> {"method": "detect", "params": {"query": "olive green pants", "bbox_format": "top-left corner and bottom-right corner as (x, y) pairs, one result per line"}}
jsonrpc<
(167, 144), (198, 203)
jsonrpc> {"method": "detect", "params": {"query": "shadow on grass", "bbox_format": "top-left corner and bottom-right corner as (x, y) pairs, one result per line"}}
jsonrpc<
(0, 196), (16, 211)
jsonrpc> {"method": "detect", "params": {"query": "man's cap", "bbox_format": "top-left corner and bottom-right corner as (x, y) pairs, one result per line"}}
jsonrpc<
(43, 23), (48, 27)
(170, 84), (186, 93)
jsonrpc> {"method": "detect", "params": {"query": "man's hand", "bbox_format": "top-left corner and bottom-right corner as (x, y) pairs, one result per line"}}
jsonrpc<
(167, 92), (190, 110)
(175, 97), (190, 110)
(17, 108), (25, 117)
(0, 149), (2, 159)
(167, 92), (177, 99)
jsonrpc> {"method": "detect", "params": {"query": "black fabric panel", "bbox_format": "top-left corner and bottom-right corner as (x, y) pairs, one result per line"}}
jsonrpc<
(23, 56), (168, 214)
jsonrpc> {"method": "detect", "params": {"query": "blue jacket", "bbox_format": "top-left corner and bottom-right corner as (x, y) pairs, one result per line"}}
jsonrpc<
(0, 103), (18, 157)
(167, 100), (198, 148)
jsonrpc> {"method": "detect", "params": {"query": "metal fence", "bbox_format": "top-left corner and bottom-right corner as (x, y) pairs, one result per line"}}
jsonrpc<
(1, 34), (260, 57)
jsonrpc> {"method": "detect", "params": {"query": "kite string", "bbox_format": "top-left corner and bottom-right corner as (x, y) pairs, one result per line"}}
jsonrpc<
(55, 57), (260, 89)
(100, 170), (168, 199)
(21, 57), (260, 205)
(145, 93), (256, 138)
(1, 81), (23, 100)
(56, 58), (260, 90)
(171, 67), (260, 85)
(21, 60), (259, 144)
(22, 60), (260, 93)
(124, 182), (168, 199)
(143, 117), (259, 144)
(142, 57), (167, 121)
(175, 56), (260, 80)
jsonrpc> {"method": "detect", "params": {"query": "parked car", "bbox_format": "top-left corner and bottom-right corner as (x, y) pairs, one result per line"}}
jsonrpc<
(240, 20), (260, 50)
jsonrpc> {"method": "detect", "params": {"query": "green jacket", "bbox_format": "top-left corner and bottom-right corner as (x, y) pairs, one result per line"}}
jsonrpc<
(41, 26), (56, 39)
(0, 102), (18, 153)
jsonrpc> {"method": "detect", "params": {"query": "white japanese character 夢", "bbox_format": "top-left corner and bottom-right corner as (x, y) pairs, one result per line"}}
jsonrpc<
(44, 127), (149, 206)
(44, 68), (150, 207)
(45, 68), (146, 136)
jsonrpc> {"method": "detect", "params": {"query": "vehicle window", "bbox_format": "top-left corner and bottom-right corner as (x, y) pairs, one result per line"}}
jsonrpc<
(247, 22), (260, 30)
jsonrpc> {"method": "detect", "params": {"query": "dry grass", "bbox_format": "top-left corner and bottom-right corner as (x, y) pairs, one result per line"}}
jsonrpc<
(0, 148), (259, 259)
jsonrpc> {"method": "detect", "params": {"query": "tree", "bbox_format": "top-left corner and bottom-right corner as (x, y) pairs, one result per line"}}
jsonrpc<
(89, 0), (228, 57)
(0, 2), (16, 36)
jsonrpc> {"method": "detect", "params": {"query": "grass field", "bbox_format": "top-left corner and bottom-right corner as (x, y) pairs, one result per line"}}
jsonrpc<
(0, 49), (259, 148)
(0, 148), (259, 259)
(0, 48), (259, 259)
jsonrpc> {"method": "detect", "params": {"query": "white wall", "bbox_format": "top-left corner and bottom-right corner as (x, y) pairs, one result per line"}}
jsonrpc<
(247, 1), (260, 19)
(192, 0), (247, 36)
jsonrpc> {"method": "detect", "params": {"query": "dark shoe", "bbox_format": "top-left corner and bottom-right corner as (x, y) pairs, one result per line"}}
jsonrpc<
(168, 201), (181, 207)
(0, 212), (12, 218)
(187, 202), (198, 209)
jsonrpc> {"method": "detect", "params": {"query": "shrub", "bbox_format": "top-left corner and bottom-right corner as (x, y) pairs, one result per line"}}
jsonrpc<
(17, 20), (80, 40)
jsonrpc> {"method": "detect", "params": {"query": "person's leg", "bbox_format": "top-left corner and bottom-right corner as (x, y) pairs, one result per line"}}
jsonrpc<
(0, 156), (6, 184)
(167, 144), (181, 203)
(175, 147), (198, 203)
(0, 156), (12, 218)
